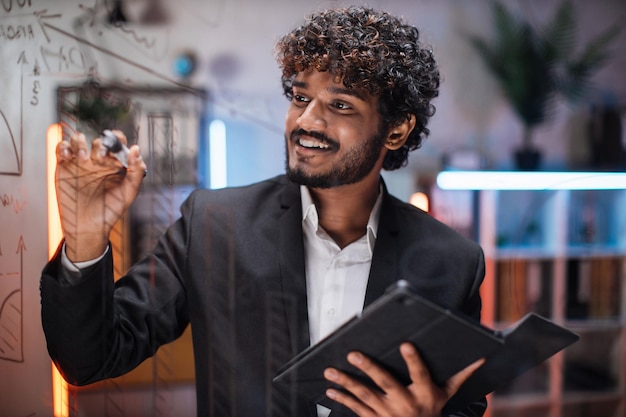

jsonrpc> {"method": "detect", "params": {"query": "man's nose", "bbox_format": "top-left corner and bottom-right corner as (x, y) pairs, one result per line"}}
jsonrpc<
(296, 100), (327, 131)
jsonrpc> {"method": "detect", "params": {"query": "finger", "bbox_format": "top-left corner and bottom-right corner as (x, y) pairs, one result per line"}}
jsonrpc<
(444, 357), (485, 397)
(325, 387), (375, 417)
(69, 132), (89, 162)
(56, 140), (72, 162)
(126, 144), (147, 185)
(400, 343), (432, 387)
(111, 129), (128, 146)
(90, 137), (108, 164)
(347, 351), (404, 395)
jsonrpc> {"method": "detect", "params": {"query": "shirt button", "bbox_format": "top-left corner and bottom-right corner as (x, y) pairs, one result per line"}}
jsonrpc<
(327, 309), (335, 317)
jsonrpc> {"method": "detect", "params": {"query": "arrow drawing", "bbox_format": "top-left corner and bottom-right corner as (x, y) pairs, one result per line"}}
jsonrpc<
(33, 9), (62, 43)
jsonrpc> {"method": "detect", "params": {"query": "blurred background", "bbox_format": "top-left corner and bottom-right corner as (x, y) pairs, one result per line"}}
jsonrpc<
(0, 0), (624, 416)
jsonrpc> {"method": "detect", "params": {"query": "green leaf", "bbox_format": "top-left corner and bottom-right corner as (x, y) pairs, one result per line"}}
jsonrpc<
(542, 0), (577, 62)
(467, 0), (619, 140)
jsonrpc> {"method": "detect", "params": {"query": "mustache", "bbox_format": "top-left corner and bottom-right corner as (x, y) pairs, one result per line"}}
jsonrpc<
(290, 128), (339, 148)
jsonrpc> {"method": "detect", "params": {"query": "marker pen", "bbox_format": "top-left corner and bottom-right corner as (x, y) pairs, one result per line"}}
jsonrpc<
(101, 129), (129, 168)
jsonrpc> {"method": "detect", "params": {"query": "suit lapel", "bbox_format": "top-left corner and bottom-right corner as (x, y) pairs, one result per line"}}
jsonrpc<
(275, 180), (319, 417)
(277, 180), (310, 356)
(364, 186), (400, 308)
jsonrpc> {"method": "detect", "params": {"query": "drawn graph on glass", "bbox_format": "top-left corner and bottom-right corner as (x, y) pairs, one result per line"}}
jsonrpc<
(0, 236), (26, 363)
(0, 109), (21, 176)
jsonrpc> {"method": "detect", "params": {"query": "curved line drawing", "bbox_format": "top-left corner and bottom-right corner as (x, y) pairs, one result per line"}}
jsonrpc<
(0, 288), (23, 363)
(0, 109), (21, 176)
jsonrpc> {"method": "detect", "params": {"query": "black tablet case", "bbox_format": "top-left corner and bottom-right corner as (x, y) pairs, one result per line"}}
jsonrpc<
(273, 280), (579, 414)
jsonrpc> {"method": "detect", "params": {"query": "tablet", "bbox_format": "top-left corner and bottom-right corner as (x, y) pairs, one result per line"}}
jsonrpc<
(272, 280), (503, 408)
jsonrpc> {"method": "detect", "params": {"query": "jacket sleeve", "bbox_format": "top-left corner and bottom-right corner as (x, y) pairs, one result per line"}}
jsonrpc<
(40, 192), (197, 386)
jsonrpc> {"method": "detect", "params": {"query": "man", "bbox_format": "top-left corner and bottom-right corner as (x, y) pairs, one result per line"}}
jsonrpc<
(41, 6), (486, 417)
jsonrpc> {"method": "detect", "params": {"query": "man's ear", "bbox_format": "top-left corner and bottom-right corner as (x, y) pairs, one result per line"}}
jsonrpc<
(384, 114), (416, 151)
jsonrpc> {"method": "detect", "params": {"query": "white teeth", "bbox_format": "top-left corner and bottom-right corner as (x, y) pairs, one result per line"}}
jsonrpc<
(299, 138), (329, 149)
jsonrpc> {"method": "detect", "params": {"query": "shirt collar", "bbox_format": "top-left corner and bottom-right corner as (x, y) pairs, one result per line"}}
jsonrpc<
(300, 185), (383, 255)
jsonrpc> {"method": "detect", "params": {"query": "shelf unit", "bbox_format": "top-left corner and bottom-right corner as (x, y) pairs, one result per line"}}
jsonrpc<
(434, 171), (626, 417)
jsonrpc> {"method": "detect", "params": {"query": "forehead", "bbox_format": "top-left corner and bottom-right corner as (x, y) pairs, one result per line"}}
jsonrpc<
(292, 70), (372, 102)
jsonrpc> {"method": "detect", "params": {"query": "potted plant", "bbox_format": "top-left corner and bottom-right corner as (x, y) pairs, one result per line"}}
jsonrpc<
(469, 0), (619, 170)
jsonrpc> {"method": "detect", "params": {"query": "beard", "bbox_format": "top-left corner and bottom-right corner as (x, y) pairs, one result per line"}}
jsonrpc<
(285, 127), (387, 189)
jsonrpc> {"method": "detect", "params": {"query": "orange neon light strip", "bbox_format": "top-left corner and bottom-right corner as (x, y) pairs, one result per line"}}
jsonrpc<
(46, 123), (69, 417)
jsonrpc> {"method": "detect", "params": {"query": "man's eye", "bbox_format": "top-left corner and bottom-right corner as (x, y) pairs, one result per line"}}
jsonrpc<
(293, 94), (309, 103)
(333, 102), (351, 110)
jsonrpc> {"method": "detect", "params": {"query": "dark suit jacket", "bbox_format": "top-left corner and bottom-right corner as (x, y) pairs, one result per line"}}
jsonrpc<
(41, 174), (486, 417)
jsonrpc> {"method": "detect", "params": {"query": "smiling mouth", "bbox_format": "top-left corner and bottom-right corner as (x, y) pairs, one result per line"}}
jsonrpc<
(297, 138), (331, 150)
(291, 128), (337, 151)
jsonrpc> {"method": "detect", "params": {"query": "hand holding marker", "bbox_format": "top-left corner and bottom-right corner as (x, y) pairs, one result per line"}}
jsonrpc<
(101, 129), (147, 177)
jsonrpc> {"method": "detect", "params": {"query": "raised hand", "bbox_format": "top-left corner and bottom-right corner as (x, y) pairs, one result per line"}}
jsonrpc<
(55, 130), (146, 262)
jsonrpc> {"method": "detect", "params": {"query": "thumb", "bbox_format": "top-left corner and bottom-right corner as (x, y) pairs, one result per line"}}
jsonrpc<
(125, 144), (147, 191)
(444, 358), (485, 398)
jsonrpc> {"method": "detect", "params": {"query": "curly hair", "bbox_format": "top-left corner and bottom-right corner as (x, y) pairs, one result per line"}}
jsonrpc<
(275, 6), (440, 170)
